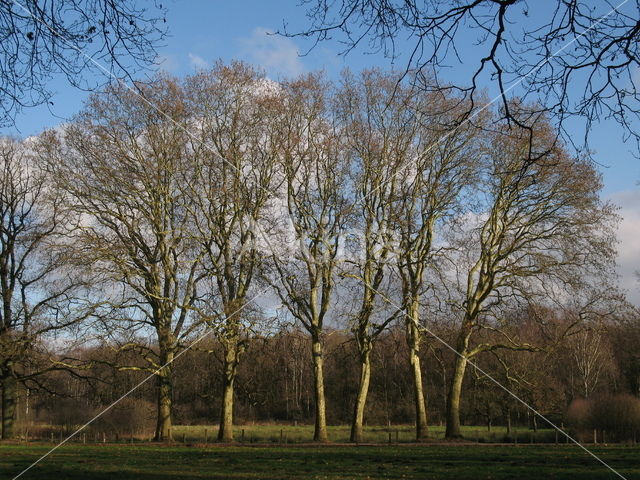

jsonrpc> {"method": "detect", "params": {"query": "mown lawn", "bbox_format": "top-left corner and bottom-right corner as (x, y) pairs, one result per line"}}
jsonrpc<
(1, 444), (638, 479)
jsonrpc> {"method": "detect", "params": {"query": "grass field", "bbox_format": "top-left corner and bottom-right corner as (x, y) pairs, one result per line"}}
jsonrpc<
(2, 444), (638, 479)
(48, 424), (557, 444)
(169, 424), (555, 444)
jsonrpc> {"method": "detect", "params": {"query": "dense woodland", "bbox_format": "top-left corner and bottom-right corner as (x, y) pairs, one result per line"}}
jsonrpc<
(0, 62), (637, 444)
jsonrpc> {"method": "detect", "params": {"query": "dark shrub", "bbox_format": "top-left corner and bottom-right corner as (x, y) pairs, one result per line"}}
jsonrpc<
(566, 394), (640, 442)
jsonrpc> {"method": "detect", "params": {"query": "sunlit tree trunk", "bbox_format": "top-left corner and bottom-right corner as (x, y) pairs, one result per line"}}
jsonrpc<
(446, 354), (468, 439)
(405, 301), (428, 441)
(350, 347), (371, 443)
(446, 324), (472, 439)
(218, 339), (238, 442)
(311, 335), (328, 442)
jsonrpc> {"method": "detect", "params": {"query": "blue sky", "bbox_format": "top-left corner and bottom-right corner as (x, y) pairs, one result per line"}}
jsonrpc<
(2, 0), (639, 301)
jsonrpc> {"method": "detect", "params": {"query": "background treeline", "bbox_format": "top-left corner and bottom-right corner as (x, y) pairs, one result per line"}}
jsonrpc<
(12, 314), (640, 441)
(0, 61), (637, 444)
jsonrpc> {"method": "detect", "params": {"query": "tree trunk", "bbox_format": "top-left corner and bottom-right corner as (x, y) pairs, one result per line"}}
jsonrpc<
(311, 336), (328, 442)
(350, 349), (371, 443)
(445, 353), (468, 439)
(154, 349), (174, 441)
(410, 345), (429, 440)
(1, 366), (17, 440)
(218, 341), (238, 442)
(406, 315), (428, 441)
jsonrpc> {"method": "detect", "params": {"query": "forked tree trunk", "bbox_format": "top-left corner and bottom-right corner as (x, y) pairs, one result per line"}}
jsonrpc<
(350, 348), (371, 443)
(154, 349), (174, 441)
(311, 336), (328, 442)
(1, 366), (17, 440)
(218, 341), (238, 442)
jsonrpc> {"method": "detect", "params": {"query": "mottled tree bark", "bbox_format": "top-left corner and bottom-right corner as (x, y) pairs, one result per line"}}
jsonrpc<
(311, 337), (328, 442)
(409, 341), (429, 440)
(406, 306), (428, 441)
(218, 340), (238, 442)
(445, 354), (468, 439)
(446, 326), (472, 439)
(350, 349), (371, 443)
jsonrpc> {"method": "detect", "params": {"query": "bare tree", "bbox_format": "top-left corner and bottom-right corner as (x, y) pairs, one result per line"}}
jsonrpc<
(184, 62), (280, 442)
(389, 85), (481, 440)
(445, 115), (617, 438)
(0, 137), (90, 439)
(337, 69), (418, 442)
(295, 1), (640, 153)
(564, 302), (619, 399)
(37, 76), (204, 441)
(0, 0), (166, 126)
(267, 73), (350, 442)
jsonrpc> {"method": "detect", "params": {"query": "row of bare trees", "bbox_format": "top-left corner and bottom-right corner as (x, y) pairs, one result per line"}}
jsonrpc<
(0, 61), (622, 443)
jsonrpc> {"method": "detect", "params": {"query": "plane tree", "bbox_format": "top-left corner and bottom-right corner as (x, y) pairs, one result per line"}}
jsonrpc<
(388, 84), (483, 440)
(266, 73), (350, 442)
(37, 76), (205, 441)
(335, 69), (405, 443)
(445, 115), (617, 438)
(184, 62), (281, 442)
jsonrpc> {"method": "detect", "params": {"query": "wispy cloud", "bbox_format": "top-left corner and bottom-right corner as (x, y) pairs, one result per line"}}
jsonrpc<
(238, 27), (305, 78)
(188, 52), (209, 70)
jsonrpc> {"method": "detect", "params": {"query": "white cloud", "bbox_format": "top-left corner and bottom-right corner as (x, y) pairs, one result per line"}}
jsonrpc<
(188, 53), (209, 70)
(238, 27), (305, 78)
(609, 189), (640, 305)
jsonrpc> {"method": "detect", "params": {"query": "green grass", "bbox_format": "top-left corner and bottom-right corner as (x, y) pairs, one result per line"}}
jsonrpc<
(20, 423), (567, 445)
(166, 424), (556, 444)
(1, 444), (638, 479)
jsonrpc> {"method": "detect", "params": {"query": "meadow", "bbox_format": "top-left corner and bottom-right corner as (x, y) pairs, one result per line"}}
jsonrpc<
(26, 424), (563, 445)
(2, 443), (638, 480)
(167, 424), (558, 444)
